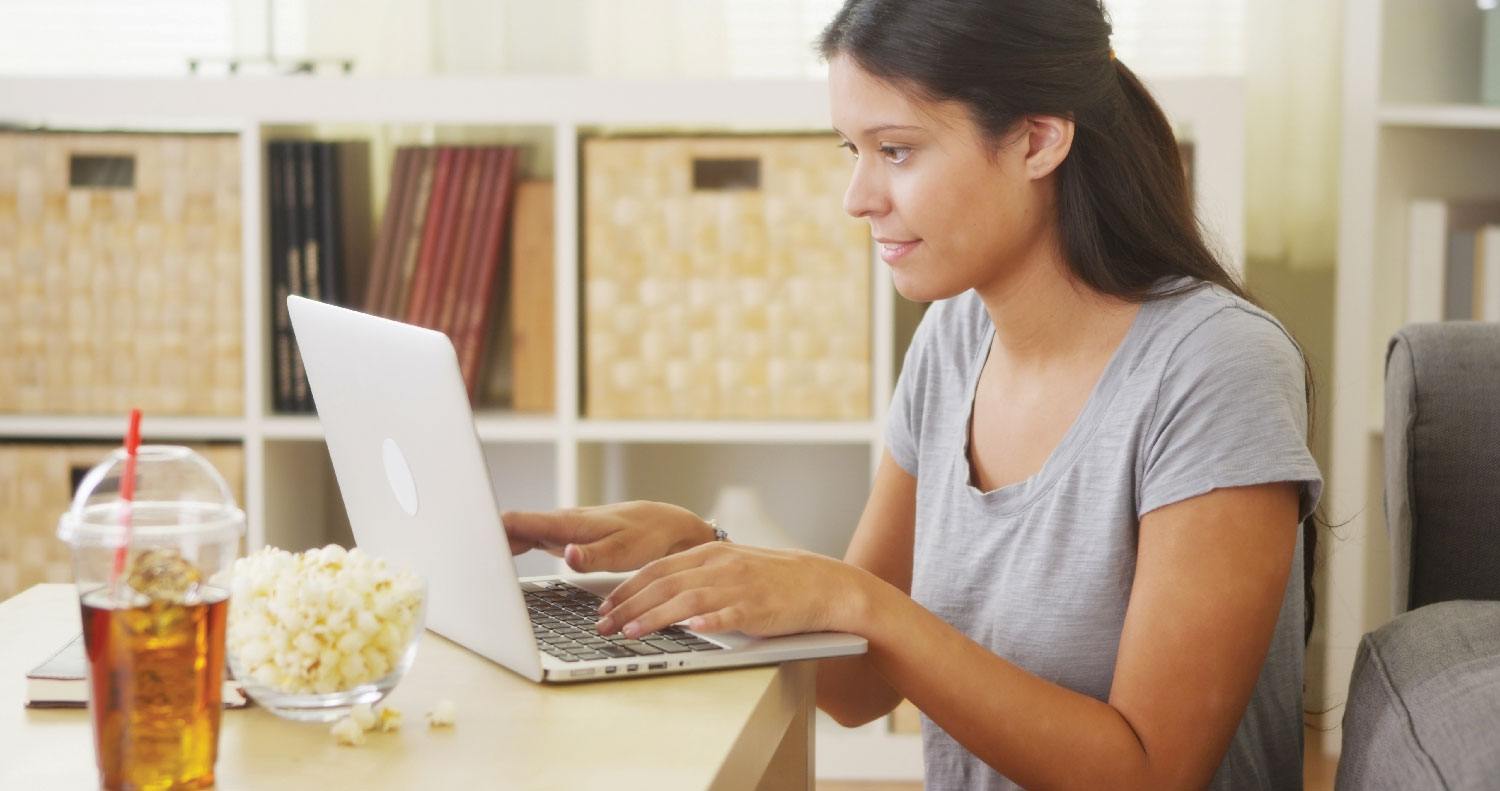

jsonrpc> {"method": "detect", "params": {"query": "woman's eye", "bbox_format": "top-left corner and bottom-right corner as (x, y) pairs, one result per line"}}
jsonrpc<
(839, 141), (859, 159)
(880, 145), (911, 164)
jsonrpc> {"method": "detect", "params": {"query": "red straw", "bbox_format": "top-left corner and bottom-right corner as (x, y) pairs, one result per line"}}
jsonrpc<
(109, 409), (143, 599)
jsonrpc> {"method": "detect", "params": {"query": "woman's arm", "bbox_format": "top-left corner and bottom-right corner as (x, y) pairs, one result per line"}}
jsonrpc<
(856, 482), (1299, 790)
(815, 450), (916, 727)
(598, 480), (1298, 790)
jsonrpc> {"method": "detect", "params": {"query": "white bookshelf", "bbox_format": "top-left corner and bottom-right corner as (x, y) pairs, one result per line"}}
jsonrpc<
(1325, 0), (1500, 754)
(0, 73), (1242, 782)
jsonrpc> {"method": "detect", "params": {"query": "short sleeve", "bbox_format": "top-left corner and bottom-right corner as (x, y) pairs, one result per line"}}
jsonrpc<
(1138, 307), (1324, 521)
(884, 312), (933, 477)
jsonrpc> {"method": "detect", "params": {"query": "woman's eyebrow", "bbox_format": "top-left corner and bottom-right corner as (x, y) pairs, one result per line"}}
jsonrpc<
(832, 124), (925, 137)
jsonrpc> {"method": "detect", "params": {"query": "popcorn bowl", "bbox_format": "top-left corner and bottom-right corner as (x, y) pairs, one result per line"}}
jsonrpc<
(225, 545), (426, 722)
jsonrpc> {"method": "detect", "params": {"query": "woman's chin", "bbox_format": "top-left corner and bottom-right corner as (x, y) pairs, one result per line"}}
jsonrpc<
(890, 270), (966, 304)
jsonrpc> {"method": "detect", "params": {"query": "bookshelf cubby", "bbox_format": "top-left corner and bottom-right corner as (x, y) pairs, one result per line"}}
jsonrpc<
(1323, 0), (1500, 753)
(0, 73), (1243, 781)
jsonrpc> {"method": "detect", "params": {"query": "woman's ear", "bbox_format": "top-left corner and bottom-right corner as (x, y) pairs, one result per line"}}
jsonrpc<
(1024, 115), (1074, 180)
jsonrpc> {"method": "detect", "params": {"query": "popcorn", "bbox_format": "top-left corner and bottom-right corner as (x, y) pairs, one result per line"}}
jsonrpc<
(227, 545), (423, 696)
(348, 703), (377, 732)
(377, 707), (403, 733)
(427, 699), (456, 728)
(331, 716), (365, 746)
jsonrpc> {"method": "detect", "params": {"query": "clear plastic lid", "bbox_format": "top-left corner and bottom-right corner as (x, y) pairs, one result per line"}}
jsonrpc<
(57, 445), (245, 547)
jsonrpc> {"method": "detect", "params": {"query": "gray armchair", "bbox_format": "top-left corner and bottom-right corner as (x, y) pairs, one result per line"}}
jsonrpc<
(1335, 323), (1500, 789)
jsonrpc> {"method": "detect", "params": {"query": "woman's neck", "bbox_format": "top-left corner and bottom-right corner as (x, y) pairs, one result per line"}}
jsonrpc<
(973, 253), (1139, 374)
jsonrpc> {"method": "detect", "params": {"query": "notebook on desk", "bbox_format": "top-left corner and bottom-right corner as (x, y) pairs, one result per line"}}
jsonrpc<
(286, 295), (867, 683)
(25, 633), (247, 709)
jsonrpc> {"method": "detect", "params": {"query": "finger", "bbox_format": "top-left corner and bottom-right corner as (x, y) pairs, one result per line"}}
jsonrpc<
(599, 544), (717, 615)
(500, 509), (583, 551)
(608, 582), (729, 641)
(564, 529), (641, 573)
(507, 536), (536, 556)
(681, 606), (745, 635)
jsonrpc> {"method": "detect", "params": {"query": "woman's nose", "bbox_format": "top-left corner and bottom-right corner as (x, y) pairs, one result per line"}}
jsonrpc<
(841, 159), (887, 219)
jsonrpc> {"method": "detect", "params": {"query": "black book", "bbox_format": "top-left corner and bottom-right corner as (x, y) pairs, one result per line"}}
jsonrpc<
(318, 142), (343, 307)
(267, 141), (294, 413)
(283, 141), (311, 413)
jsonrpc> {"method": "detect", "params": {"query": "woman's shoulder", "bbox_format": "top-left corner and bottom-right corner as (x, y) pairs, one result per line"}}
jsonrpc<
(1143, 278), (1302, 368)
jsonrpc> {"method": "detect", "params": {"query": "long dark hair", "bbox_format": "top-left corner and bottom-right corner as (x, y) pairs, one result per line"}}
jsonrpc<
(819, 0), (1321, 643)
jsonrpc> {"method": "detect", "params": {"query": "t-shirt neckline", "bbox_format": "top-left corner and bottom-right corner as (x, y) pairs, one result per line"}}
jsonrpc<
(958, 292), (1160, 510)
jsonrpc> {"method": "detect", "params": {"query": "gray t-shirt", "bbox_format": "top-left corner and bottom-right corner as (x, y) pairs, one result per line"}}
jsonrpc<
(886, 279), (1323, 790)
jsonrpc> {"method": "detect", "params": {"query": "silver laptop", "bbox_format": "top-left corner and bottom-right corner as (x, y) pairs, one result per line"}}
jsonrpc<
(286, 295), (867, 683)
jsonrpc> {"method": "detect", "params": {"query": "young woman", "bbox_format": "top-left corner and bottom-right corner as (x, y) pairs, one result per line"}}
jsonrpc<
(504, 1), (1322, 788)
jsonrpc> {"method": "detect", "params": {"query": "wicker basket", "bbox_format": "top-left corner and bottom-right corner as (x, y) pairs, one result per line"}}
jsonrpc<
(0, 442), (245, 602)
(0, 132), (242, 416)
(583, 135), (870, 420)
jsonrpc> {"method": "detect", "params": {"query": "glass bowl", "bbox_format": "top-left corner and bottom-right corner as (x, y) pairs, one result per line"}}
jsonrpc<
(224, 547), (427, 722)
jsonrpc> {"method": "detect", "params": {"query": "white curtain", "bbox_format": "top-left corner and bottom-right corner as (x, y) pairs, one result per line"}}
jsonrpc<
(1243, 0), (1343, 272)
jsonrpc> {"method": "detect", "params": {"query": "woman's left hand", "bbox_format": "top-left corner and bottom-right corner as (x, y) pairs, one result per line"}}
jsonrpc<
(595, 542), (868, 640)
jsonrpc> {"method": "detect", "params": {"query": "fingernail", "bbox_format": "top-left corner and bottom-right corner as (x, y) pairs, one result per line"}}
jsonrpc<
(596, 617), (615, 634)
(622, 622), (641, 639)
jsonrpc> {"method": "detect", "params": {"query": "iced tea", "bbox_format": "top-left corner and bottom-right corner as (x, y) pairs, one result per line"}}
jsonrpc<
(82, 586), (229, 791)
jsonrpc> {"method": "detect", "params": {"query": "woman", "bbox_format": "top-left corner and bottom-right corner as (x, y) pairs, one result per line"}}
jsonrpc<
(505, 1), (1322, 788)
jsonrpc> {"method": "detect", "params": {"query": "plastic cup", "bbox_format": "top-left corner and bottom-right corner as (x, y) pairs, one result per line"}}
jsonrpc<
(57, 445), (245, 791)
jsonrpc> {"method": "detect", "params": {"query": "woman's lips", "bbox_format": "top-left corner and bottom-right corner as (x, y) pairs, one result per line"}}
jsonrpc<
(878, 239), (920, 263)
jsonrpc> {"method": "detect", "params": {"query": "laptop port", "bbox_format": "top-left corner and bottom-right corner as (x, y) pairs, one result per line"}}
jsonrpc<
(605, 666), (618, 674)
(626, 664), (639, 672)
(648, 662), (668, 670)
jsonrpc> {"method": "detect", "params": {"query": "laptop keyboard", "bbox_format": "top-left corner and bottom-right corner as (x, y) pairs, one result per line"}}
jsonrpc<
(526, 581), (726, 663)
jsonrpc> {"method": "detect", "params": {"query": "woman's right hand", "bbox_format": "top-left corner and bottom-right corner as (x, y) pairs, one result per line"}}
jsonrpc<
(500, 500), (717, 573)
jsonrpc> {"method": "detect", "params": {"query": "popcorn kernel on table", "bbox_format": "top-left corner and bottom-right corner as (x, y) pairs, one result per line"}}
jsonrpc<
(331, 716), (365, 746)
(377, 707), (402, 732)
(427, 699), (456, 728)
(349, 703), (376, 732)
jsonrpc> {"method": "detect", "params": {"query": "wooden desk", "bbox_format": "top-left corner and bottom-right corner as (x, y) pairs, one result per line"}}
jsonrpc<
(1, 584), (815, 790)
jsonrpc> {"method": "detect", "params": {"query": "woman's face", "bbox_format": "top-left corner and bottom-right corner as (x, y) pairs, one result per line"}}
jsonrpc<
(829, 54), (1067, 303)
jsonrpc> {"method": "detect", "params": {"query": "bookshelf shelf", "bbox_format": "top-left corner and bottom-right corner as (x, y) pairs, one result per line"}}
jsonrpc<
(573, 419), (878, 445)
(0, 416), (247, 442)
(1379, 103), (1500, 129)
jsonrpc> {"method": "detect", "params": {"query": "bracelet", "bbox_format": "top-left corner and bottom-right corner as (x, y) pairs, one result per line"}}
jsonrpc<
(705, 518), (729, 543)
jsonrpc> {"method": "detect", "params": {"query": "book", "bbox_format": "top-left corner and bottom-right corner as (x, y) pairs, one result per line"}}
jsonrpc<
(385, 147), (439, 320)
(434, 147), (496, 338)
(300, 141), (324, 305)
(456, 147), (519, 401)
(25, 633), (247, 710)
(509, 180), (556, 413)
(331, 141), (374, 309)
(412, 146), (475, 330)
(1405, 199), (1500, 323)
(403, 147), (458, 325)
(364, 146), (416, 315)
(282, 141), (312, 411)
(1475, 225), (1500, 322)
(267, 141), (295, 413)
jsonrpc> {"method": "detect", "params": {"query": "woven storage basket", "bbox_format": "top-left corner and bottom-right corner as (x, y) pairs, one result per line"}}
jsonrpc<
(0, 442), (245, 602)
(0, 131), (242, 416)
(583, 135), (871, 420)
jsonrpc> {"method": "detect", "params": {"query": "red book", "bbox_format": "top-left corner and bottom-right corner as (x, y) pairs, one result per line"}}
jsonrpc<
(456, 147), (519, 399)
(417, 147), (479, 332)
(363, 146), (414, 314)
(384, 147), (438, 319)
(403, 147), (457, 325)
(437, 147), (498, 341)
